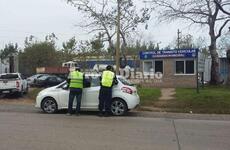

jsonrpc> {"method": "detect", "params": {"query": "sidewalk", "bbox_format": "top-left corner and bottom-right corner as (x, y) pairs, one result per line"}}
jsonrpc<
(0, 103), (230, 121)
(132, 111), (230, 121)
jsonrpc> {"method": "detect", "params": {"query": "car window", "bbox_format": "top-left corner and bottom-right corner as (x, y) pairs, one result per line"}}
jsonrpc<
(118, 77), (134, 86)
(38, 75), (49, 80)
(90, 76), (100, 87)
(57, 77), (63, 82)
(49, 77), (57, 82)
(0, 74), (19, 79)
(84, 76), (91, 88)
(83, 76), (100, 88)
(20, 74), (26, 79)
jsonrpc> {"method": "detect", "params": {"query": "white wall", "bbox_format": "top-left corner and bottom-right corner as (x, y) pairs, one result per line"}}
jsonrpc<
(204, 58), (211, 82)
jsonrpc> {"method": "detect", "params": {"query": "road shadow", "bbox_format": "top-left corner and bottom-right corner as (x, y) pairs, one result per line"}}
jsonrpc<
(0, 94), (26, 99)
(38, 109), (138, 117)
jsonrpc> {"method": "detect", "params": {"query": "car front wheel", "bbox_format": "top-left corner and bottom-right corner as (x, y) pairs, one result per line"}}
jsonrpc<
(111, 98), (128, 116)
(41, 98), (58, 114)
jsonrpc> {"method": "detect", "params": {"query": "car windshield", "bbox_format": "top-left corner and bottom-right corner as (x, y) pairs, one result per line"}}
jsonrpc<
(0, 74), (19, 79)
(56, 77), (64, 82)
(118, 77), (134, 86)
(38, 75), (50, 80)
(34, 74), (44, 78)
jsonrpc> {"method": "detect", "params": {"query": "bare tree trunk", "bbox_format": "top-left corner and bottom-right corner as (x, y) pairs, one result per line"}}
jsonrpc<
(120, 32), (128, 68)
(227, 63), (230, 85)
(209, 39), (221, 85)
(227, 50), (230, 85)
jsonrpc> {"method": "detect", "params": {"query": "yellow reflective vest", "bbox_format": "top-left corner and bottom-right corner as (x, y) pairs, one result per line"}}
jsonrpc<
(69, 71), (83, 89)
(101, 70), (115, 87)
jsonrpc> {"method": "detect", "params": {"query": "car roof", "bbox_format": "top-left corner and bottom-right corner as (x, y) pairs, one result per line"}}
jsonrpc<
(85, 73), (122, 78)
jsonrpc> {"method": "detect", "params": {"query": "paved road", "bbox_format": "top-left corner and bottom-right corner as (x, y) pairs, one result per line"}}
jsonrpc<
(0, 106), (230, 150)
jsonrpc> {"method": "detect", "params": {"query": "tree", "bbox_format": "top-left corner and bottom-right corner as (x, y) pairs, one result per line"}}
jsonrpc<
(150, 0), (230, 85)
(73, 40), (92, 71)
(0, 43), (18, 63)
(194, 36), (210, 58)
(148, 41), (159, 50)
(88, 35), (105, 70)
(218, 33), (230, 57)
(61, 37), (78, 62)
(214, 0), (230, 16)
(19, 41), (60, 75)
(66, 0), (151, 66)
(227, 48), (230, 85)
(173, 33), (194, 49)
(90, 34), (104, 55)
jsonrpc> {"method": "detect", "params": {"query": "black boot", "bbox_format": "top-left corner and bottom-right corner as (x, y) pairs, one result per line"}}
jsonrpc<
(104, 112), (110, 117)
(98, 111), (104, 117)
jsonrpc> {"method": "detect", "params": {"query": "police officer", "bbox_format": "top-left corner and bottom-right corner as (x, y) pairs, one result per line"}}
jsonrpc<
(66, 67), (85, 116)
(98, 65), (118, 117)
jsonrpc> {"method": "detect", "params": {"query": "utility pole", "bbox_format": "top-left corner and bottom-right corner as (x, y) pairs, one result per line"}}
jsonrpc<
(177, 29), (182, 49)
(116, 0), (121, 74)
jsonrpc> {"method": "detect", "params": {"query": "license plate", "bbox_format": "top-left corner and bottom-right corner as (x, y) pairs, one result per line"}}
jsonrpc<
(2, 91), (10, 93)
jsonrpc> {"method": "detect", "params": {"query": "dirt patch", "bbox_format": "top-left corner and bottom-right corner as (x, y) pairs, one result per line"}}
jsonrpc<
(152, 88), (176, 107)
(0, 96), (35, 105)
(159, 88), (175, 100)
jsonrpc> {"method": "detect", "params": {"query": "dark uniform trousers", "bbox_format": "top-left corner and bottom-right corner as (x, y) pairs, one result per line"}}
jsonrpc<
(68, 88), (82, 114)
(99, 86), (112, 113)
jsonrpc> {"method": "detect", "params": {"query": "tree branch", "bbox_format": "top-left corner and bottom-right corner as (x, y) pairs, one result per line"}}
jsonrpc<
(216, 19), (230, 39)
(214, 0), (230, 15)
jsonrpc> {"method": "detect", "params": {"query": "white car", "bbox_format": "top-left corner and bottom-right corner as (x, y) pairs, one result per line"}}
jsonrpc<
(0, 73), (28, 96)
(35, 75), (140, 116)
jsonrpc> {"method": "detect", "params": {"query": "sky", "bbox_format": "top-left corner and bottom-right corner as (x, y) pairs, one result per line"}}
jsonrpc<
(0, 0), (209, 50)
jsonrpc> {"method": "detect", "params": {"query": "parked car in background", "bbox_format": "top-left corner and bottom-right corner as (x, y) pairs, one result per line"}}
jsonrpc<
(27, 74), (48, 86)
(34, 75), (65, 88)
(0, 73), (28, 96)
(35, 75), (140, 116)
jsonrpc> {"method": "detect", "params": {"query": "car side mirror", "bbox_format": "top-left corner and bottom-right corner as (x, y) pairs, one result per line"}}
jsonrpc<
(62, 84), (69, 90)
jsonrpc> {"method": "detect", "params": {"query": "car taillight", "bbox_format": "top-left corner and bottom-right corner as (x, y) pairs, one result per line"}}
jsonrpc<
(121, 87), (133, 95)
(16, 80), (20, 89)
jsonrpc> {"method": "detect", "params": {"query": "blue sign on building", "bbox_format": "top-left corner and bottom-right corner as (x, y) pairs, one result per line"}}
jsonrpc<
(139, 49), (198, 60)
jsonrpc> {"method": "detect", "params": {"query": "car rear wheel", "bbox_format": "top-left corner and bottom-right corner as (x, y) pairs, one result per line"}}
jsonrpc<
(41, 98), (58, 114)
(111, 98), (128, 116)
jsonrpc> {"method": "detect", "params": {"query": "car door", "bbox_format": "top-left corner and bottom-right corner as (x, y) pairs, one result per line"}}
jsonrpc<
(57, 83), (69, 108)
(58, 82), (87, 108)
(83, 76), (100, 109)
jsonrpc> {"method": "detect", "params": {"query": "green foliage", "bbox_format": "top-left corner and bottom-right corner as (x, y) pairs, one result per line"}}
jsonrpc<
(0, 43), (18, 63)
(138, 87), (161, 105)
(62, 36), (77, 53)
(91, 37), (104, 53)
(19, 41), (60, 75)
(173, 86), (230, 113)
(138, 86), (230, 114)
(126, 40), (158, 55)
(61, 37), (78, 62)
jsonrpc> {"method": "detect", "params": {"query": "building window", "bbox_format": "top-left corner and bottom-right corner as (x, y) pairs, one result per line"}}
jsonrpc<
(176, 61), (184, 74)
(143, 60), (163, 74)
(155, 61), (163, 73)
(175, 60), (195, 74)
(143, 61), (153, 73)
(186, 60), (194, 74)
